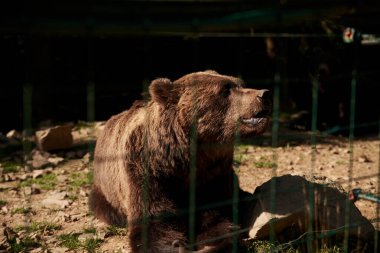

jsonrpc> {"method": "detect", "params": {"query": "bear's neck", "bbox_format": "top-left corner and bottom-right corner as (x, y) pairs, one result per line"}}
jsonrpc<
(195, 142), (234, 183)
(144, 105), (190, 176)
(145, 104), (235, 180)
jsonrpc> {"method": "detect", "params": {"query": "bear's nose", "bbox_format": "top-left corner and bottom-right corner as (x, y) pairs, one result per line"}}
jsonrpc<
(257, 89), (271, 102)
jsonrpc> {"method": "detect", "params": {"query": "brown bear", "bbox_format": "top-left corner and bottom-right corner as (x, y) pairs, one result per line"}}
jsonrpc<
(89, 70), (271, 252)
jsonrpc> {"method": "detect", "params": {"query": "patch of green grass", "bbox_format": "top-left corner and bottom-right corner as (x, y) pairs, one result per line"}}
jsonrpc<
(69, 172), (93, 190)
(336, 160), (347, 166)
(9, 237), (40, 253)
(254, 158), (277, 168)
(59, 233), (102, 252)
(320, 245), (343, 253)
(246, 240), (300, 253)
(233, 145), (250, 167)
(83, 227), (96, 234)
(1, 161), (22, 173)
(67, 194), (78, 202)
(14, 221), (61, 233)
(19, 173), (57, 190)
(11, 207), (32, 215)
(83, 238), (102, 253)
(59, 233), (81, 250)
(107, 225), (126, 236)
(75, 120), (96, 130)
(245, 240), (344, 253)
(246, 240), (277, 253)
(0, 200), (7, 207)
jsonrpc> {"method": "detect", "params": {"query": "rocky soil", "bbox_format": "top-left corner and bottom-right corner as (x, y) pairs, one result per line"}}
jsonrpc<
(0, 123), (379, 252)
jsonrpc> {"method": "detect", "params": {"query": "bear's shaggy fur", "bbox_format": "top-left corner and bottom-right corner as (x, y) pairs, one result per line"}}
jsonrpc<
(89, 71), (271, 252)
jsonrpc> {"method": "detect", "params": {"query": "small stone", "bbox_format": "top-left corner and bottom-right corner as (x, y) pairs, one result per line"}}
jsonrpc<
(6, 129), (22, 140)
(24, 186), (33, 195)
(76, 150), (87, 158)
(47, 156), (64, 166)
(65, 151), (76, 159)
(23, 186), (40, 196)
(57, 175), (68, 183)
(41, 198), (70, 209)
(49, 191), (68, 200)
(29, 248), (43, 253)
(53, 211), (70, 223)
(78, 233), (95, 242)
(71, 214), (84, 221)
(4, 227), (18, 242)
(18, 173), (31, 180)
(41, 191), (70, 209)
(358, 155), (371, 163)
(1, 206), (9, 214)
(35, 125), (73, 151)
(27, 150), (51, 169)
(32, 169), (48, 179)
(96, 231), (107, 240)
(80, 189), (88, 197)
(3, 173), (16, 182)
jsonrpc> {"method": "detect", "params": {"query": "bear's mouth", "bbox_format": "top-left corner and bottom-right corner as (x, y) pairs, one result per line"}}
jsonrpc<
(241, 110), (270, 127)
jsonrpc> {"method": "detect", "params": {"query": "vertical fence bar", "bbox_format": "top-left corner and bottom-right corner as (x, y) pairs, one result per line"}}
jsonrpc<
(269, 72), (280, 243)
(86, 81), (95, 155)
(22, 82), (33, 158)
(232, 76), (242, 253)
(232, 148), (239, 253)
(141, 79), (151, 252)
(308, 77), (319, 252)
(87, 82), (95, 123)
(231, 41), (244, 253)
(343, 69), (357, 253)
(232, 142), (239, 253)
(141, 16), (153, 250)
(375, 115), (380, 253)
(188, 90), (198, 251)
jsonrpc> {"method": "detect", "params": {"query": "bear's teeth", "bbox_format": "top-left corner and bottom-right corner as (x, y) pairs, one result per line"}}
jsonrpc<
(242, 117), (263, 125)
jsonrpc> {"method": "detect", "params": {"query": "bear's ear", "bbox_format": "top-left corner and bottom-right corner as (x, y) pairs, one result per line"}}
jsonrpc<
(149, 78), (177, 105)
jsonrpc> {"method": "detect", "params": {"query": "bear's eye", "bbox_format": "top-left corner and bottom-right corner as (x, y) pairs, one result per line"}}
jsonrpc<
(221, 83), (233, 98)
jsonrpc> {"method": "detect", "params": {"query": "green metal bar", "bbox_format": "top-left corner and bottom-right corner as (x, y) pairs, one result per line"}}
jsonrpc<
(188, 83), (198, 251)
(375, 113), (380, 252)
(87, 81), (95, 123)
(308, 77), (319, 252)
(232, 74), (243, 253)
(269, 72), (280, 243)
(141, 79), (151, 252)
(22, 82), (33, 158)
(343, 69), (357, 253)
(232, 156), (239, 253)
(86, 81), (95, 153)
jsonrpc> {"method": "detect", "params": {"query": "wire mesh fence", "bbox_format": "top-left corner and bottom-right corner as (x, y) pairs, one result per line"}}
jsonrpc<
(1, 2), (380, 253)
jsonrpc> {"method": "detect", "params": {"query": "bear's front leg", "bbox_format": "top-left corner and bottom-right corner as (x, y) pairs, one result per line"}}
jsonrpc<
(128, 219), (188, 253)
(193, 211), (240, 253)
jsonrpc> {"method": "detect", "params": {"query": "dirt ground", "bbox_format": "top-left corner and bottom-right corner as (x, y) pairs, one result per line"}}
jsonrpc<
(0, 123), (379, 252)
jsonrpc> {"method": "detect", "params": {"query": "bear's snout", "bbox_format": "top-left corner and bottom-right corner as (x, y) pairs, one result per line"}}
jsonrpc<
(256, 89), (271, 107)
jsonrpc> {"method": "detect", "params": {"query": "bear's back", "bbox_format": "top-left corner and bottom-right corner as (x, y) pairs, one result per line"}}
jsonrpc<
(92, 101), (147, 209)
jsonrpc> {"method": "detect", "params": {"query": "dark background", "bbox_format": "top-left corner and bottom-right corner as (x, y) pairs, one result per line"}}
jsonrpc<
(1, 0), (379, 135)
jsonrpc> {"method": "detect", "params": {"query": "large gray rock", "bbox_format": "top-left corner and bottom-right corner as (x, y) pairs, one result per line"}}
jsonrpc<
(35, 125), (73, 151)
(248, 175), (375, 244)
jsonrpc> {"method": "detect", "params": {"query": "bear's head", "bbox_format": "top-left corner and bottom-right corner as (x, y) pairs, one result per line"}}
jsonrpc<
(149, 70), (271, 143)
